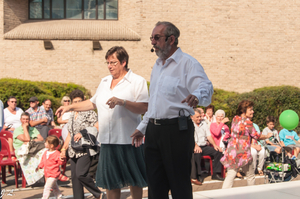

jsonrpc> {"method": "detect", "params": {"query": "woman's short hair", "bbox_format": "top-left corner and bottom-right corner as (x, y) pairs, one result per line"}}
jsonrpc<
(105, 46), (129, 69)
(69, 89), (84, 102)
(266, 116), (276, 124)
(61, 96), (71, 106)
(205, 104), (215, 113)
(236, 100), (254, 116)
(46, 135), (59, 147)
(215, 109), (225, 117)
(20, 112), (30, 119)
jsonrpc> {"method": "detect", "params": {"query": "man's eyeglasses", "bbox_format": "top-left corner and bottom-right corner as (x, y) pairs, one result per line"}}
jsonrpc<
(150, 35), (167, 41)
(64, 100), (70, 102)
(10, 101), (17, 103)
(104, 61), (118, 66)
(73, 100), (82, 104)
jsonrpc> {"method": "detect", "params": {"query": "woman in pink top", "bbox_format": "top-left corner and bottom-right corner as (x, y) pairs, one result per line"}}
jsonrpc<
(210, 109), (230, 149)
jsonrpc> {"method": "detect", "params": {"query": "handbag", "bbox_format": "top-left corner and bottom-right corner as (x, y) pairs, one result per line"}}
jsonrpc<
(70, 117), (98, 151)
(28, 140), (45, 155)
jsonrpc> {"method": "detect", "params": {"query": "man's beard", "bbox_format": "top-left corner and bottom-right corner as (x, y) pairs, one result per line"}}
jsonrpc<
(154, 43), (172, 60)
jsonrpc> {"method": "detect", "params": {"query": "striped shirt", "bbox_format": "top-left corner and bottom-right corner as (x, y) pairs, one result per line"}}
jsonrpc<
(26, 107), (47, 127)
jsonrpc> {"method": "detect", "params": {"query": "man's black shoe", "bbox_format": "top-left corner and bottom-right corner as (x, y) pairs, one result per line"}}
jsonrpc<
(212, 174), (224, 181)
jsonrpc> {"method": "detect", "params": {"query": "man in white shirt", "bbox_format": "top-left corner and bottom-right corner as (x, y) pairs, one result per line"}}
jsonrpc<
(131, 21), (213, 199)
(191, 108), (224, 185)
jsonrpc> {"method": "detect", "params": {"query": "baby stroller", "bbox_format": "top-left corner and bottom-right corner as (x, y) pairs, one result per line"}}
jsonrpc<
(263, 144), (300, 183)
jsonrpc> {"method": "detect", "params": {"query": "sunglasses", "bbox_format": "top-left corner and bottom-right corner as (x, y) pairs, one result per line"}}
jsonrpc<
(64, 100), (70, 102)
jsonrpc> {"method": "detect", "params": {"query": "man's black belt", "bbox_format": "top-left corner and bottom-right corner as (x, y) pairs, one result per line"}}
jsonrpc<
(149, 117), (190, 125)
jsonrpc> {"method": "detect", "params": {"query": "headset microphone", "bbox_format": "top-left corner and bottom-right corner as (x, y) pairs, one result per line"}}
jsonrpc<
(151, 48), (154, 52)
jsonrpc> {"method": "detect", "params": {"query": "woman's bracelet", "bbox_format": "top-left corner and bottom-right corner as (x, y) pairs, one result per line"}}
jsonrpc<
(61, 148), (66, 151)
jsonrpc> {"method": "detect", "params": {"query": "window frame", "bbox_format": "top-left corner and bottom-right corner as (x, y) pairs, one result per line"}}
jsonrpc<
(28, 0), (118, 20)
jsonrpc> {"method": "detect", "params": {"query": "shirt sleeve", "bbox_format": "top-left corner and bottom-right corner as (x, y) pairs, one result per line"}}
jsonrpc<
(90, 82), (102, 104)
(187, 62), (214, 107)
(41, 109), (47, 118)
(279, 130), (285, 142)
(134, 78), (149, 103)
(136, 111), (149, 134)
(38, 151), (46, 169)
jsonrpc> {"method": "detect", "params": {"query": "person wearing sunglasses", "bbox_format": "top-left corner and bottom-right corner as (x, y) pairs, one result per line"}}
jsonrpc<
(131, 21), (213, 199)
(3, 96), (24, 132)
(57, 96), (72, 127)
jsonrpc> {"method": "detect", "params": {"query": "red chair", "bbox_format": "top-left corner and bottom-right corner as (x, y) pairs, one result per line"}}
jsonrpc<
(0, 137), (20, 188)
(48, 129), (62, 139)
(0, 130), (15, 157)
(201, 155), (226, 178)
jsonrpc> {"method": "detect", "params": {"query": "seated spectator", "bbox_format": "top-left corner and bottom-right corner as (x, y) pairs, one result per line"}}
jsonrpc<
(57, 96), (72, 140)
(191, 108), (224, 185)
(40, 99), (56, 129)
(251, 123), (265, 176)
(13, 112), (44, 152)
(57, 96), (71, 126)
(204, 104), (216, 128)
(2, 96), (23, 151)
(13, 112), (46, 186)
(261, 116), (282, 154)
(279, 128), (300, 157)
(210, 109), (230, 151)
(3, 96), (24, 131)
(26, 96), (49, 139)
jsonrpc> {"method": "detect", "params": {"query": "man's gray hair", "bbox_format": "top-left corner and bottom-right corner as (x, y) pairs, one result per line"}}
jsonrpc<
(155, 21), (180, 46)
(194, 107), (202, 114)
(215, 109), (225, 117)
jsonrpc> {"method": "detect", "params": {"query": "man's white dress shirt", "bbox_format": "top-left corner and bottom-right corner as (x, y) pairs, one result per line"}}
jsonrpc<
(137, 48), (213, 134)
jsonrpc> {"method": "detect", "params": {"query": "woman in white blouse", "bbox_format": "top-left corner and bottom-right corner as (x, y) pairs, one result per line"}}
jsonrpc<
(56, 46), (149, 199)
(3, 96), (23, 131)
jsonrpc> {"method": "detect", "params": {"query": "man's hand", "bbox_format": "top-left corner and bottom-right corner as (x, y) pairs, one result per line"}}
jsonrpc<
(181, 94), (199, 107)
(131, 129), (144, 147)
(42, 117), (48, 123)
(222, 117), (229, 123)
(106, 97), (124, 109)
(194, 145), (202, 153)
(73, 133), (82, 142)
(213, 145), (222, 152)
(22, 122), (29, 128)
(55, 106), (71, 118)
(35, 167), (39, 172)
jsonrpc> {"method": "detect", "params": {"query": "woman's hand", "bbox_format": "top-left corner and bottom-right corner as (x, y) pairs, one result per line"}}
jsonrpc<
(56, 105), (71, 118)
(60, 150), (66, 161)
(222, 117), (229, 123)
(106, 97), (124, 109)
(131, 129), (144, 147)
(73, 133), (82, 142)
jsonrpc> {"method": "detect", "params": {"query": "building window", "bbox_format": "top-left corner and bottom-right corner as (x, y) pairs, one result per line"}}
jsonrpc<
(29, 0), (118, 20)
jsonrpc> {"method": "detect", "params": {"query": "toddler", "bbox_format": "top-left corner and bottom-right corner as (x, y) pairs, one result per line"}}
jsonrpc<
(36, 135), (64, 199)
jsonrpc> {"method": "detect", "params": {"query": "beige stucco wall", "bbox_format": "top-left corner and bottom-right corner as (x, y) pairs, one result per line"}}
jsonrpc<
(1, 0), (300, 94)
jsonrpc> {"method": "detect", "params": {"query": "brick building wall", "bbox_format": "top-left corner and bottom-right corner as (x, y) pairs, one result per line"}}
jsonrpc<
(1, 0), (300, 95)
